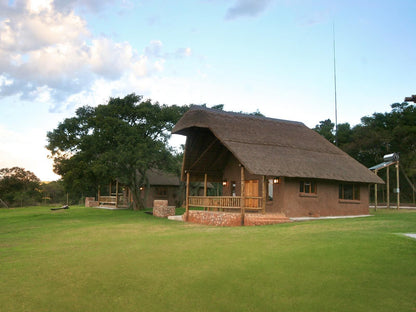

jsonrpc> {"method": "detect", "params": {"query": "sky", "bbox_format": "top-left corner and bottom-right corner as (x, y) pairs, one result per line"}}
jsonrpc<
(0, 0), (415, 181)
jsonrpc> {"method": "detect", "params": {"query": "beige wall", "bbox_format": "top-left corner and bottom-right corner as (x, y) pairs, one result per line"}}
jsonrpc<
(275, 178), (369, 217)
(222, 154), (370, 217)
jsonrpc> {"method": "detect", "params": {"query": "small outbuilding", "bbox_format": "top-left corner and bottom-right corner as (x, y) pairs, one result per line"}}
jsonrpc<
(172, 106), (383, 223)
(87, 169), (182, 209)
(140, 168), (181, 208)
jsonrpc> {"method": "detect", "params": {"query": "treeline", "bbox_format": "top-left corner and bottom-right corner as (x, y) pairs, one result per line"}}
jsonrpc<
(0, 167), (67, 207)
(314, 102), (416, 203)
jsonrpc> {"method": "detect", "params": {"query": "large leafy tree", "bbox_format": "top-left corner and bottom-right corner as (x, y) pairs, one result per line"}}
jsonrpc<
(47, 94), (188, 210)
(0, 167), (41, 207)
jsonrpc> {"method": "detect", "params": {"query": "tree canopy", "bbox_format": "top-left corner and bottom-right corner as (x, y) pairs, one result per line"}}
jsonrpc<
(47, 94), (188, 210)
(313, 119), (335, 144)
(313, 102), (416, 202)
(0, 167), (41, 207)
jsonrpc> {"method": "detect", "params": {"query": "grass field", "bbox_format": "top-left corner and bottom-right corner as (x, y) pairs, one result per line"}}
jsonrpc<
(0, 206), (415, 312)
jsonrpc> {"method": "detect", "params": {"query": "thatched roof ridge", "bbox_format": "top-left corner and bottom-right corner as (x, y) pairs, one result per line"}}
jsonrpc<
(172, 105), (383, 184)
(141, 169), (180, 186)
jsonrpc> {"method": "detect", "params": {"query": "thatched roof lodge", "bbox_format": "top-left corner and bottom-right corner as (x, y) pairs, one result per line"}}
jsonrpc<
(172, 106), (383, 225)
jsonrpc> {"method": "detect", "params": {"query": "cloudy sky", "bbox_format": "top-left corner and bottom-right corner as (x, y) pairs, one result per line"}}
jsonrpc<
(1, 0), (415, 181)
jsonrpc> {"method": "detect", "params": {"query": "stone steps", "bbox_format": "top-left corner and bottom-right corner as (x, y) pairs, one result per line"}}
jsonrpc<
(184, 210), (292, 226)
(244, 213), (292, 226)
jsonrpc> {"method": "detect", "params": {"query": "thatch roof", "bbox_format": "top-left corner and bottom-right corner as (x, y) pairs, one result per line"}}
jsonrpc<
(145, 169), (180, 186)
(172, 106), (383, 184)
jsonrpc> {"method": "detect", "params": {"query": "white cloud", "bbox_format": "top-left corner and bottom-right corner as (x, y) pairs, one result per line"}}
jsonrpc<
(27, 0), (53, 13)
(1, 3), (87, 53)
(173, 47), (192, 58)
(144, 40), (163, 58)
(52, 0), (118, 13)
(0, 0), (173, 112)
(226, 0), (273, 20)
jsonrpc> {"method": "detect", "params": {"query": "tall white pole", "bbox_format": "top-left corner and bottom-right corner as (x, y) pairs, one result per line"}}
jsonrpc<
(333, 23), (338, 146)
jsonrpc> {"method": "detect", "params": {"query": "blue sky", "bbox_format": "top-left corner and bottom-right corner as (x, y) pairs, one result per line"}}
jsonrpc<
(1, 0), (415, 181)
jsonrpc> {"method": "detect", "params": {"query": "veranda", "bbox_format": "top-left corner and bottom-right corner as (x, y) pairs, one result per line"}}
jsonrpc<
(184, 166), (267, 219)
(97, 181), (131, 208)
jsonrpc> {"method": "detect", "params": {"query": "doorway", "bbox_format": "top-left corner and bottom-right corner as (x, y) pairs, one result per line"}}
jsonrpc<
(244, 180), (259, 208)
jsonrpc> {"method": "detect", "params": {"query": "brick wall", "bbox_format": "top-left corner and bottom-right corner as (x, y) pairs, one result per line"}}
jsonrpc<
(185, 211), (291, 226)
(153, 200), (176, 218)
(244, 213), (291, 226)
(85, 197), (98, 207)
(186, 210), (243, 226)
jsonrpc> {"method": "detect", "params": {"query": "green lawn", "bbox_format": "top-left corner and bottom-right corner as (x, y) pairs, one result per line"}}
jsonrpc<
(0, 206), (415, 312)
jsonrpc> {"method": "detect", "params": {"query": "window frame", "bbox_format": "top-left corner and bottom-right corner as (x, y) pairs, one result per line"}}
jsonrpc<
(267, 179), (274, 201)
(156, 186), (168, 197)
(231, 181), (236, 197)
(339, 183), (360, 201)
(299, 180), (317, 197)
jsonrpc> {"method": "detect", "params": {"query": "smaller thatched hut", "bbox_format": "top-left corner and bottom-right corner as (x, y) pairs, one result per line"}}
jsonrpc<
(91, 169), (181, 209)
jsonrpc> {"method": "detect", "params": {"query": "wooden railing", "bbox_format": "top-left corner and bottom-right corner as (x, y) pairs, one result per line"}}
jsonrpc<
(99, 196), (116, 204)
(98, 195), (128, 207)
(188, 196), (263, 212)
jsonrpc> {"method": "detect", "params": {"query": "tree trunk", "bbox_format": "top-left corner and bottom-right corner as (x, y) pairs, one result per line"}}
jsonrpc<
(127, 168), (148, 211)
(129, 185), (145, 210)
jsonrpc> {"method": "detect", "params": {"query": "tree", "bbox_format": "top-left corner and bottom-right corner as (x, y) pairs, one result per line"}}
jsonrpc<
(40, 180), (66, 204)
(0, 167), (41, 207)
(47, 94), (189, 210)
(313, 102), (416, 202)
(313, 119), (335, 143)
(336, 123), (353, 147)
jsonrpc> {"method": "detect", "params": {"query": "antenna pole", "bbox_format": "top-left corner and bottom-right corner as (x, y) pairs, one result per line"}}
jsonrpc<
(333, 22), (338, 146)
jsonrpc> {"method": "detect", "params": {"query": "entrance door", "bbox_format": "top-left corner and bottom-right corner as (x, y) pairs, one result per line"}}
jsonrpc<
(244, 180), (259, 208)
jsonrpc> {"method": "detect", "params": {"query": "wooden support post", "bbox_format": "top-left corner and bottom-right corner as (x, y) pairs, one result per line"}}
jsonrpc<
(374, 170), (378, 211)
(98, 185), (101, 202)
(204, 173), (208, 211)
(240, 165), (245, 225)
(386, 165), (390, 208)
(185, 171), (190, 221)
(115, 181), (119, 208)
(262, 176), (267, 214)
(396, 161), (400, 210)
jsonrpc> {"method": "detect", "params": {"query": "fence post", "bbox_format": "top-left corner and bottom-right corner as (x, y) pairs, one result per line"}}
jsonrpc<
(374, 170), (378, 211)
(396, 161), (400, 210)
(115, 181), (119, 208)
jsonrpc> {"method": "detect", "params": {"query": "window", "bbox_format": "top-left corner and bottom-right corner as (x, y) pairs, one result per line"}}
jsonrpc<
(339, 183), (360, 200)
(268, 179), (274, 201)
(299, 181), (317, 195)
(156, 187), (167, 197)
(231, 181), (236, 196)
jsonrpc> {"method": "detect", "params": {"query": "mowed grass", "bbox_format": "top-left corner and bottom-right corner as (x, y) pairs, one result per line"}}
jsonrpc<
(0, 206), (415, 312)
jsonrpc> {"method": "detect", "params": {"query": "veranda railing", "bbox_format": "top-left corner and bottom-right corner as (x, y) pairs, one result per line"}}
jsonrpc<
(98, 195), (129, 207)
(188, 196), (263, 212)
